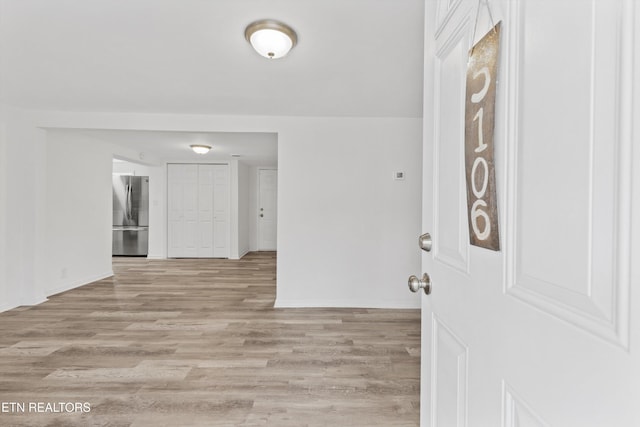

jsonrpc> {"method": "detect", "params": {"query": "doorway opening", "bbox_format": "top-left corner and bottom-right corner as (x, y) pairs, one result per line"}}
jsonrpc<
(112, 158), (150, 257)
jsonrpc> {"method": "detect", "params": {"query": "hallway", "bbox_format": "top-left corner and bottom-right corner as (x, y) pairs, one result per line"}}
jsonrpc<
(0, 252), (420, 426)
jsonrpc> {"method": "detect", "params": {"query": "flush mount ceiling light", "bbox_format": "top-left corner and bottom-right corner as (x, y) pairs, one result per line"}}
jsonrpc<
(190, 144), (211, 154)
(245, 19), (298, 59)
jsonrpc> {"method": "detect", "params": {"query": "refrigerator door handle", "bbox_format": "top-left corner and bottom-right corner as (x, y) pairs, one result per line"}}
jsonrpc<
(125, 182), (132, 221)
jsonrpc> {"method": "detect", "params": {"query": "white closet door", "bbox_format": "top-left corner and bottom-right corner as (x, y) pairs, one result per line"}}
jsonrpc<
(197, 165), (215, 257)
(167, 164), (198, 258)
(212, 164), (230, 258)
(168, 163), (229, 259)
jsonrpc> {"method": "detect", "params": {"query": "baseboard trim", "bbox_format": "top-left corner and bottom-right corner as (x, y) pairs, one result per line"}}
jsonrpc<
(146, 254), (165, 260)
(274, 298), (420, 310)
(46, 271), (114, 297)
(0, 301), (24, 314)
(0, 293), (48, 314)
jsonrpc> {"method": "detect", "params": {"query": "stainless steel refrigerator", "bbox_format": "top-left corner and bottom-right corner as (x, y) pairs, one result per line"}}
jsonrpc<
(112, 175), (149, 256)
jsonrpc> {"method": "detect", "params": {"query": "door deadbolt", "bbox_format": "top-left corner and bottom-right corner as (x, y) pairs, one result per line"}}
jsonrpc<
(419, 233), (432, 252)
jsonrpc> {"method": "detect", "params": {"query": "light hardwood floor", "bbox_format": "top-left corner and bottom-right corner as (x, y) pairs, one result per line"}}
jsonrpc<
(0, 252), (420, 426)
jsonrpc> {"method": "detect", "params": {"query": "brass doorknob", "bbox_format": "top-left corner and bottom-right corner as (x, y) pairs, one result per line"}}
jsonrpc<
(408, 273), (431, 295)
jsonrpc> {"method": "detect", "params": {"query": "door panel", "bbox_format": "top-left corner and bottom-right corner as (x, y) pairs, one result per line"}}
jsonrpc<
(169, 217), (183, 256)
(167, 164), (198, 258)
(503, 384), (549, 427)
(433, 22), (469, 273)
(212, 165), (229, 258)
(508, 0), (630, 347)
(431, 314), (468, 427)
(421, 0), (638, 425)
(198, 165), (214, 257)
(183, 182), (198, 257)
(167, 181), (183, 257)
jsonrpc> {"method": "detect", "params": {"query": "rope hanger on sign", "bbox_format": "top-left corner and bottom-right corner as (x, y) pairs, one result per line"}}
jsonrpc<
(470, 0), (497, 55)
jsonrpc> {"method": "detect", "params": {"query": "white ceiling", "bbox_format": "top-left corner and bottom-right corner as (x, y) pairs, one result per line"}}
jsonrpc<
(0, 0), (425, 118)
(79, 129), (278, 166)
(3, 1), (424, 165)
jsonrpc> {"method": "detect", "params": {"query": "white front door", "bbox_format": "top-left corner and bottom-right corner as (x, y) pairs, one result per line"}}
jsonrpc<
(258, 169), (277, 251)
(419, 0), (639, 425)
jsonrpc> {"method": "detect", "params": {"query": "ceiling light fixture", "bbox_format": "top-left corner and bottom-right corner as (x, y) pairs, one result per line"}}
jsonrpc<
(245, 19), (297, 59)
(190, 144), (211, 154)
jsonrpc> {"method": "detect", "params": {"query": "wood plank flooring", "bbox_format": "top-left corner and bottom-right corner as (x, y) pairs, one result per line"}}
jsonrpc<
(0, 252), (420, 426)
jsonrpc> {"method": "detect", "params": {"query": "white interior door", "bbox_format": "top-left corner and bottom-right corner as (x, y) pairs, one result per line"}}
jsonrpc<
(258, 169), (277, 250)
(419, 0), (639, 426)
(212, 164), (230, 258)
(167, 164), (198, 258)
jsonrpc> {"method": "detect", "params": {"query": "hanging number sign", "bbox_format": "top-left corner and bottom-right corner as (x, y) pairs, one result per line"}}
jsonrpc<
(464, 22), (501, 251)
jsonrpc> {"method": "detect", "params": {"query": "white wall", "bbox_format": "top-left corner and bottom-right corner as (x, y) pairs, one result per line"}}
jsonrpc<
(45, 130), (114, 295)
(276, 118), (422, 308)
(112, 160), (153, 176)
(2, 107), (48, 309)
(1, 110), (422, 310)
(237, 161), (250, 258)
(0, 108), (7, 310)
